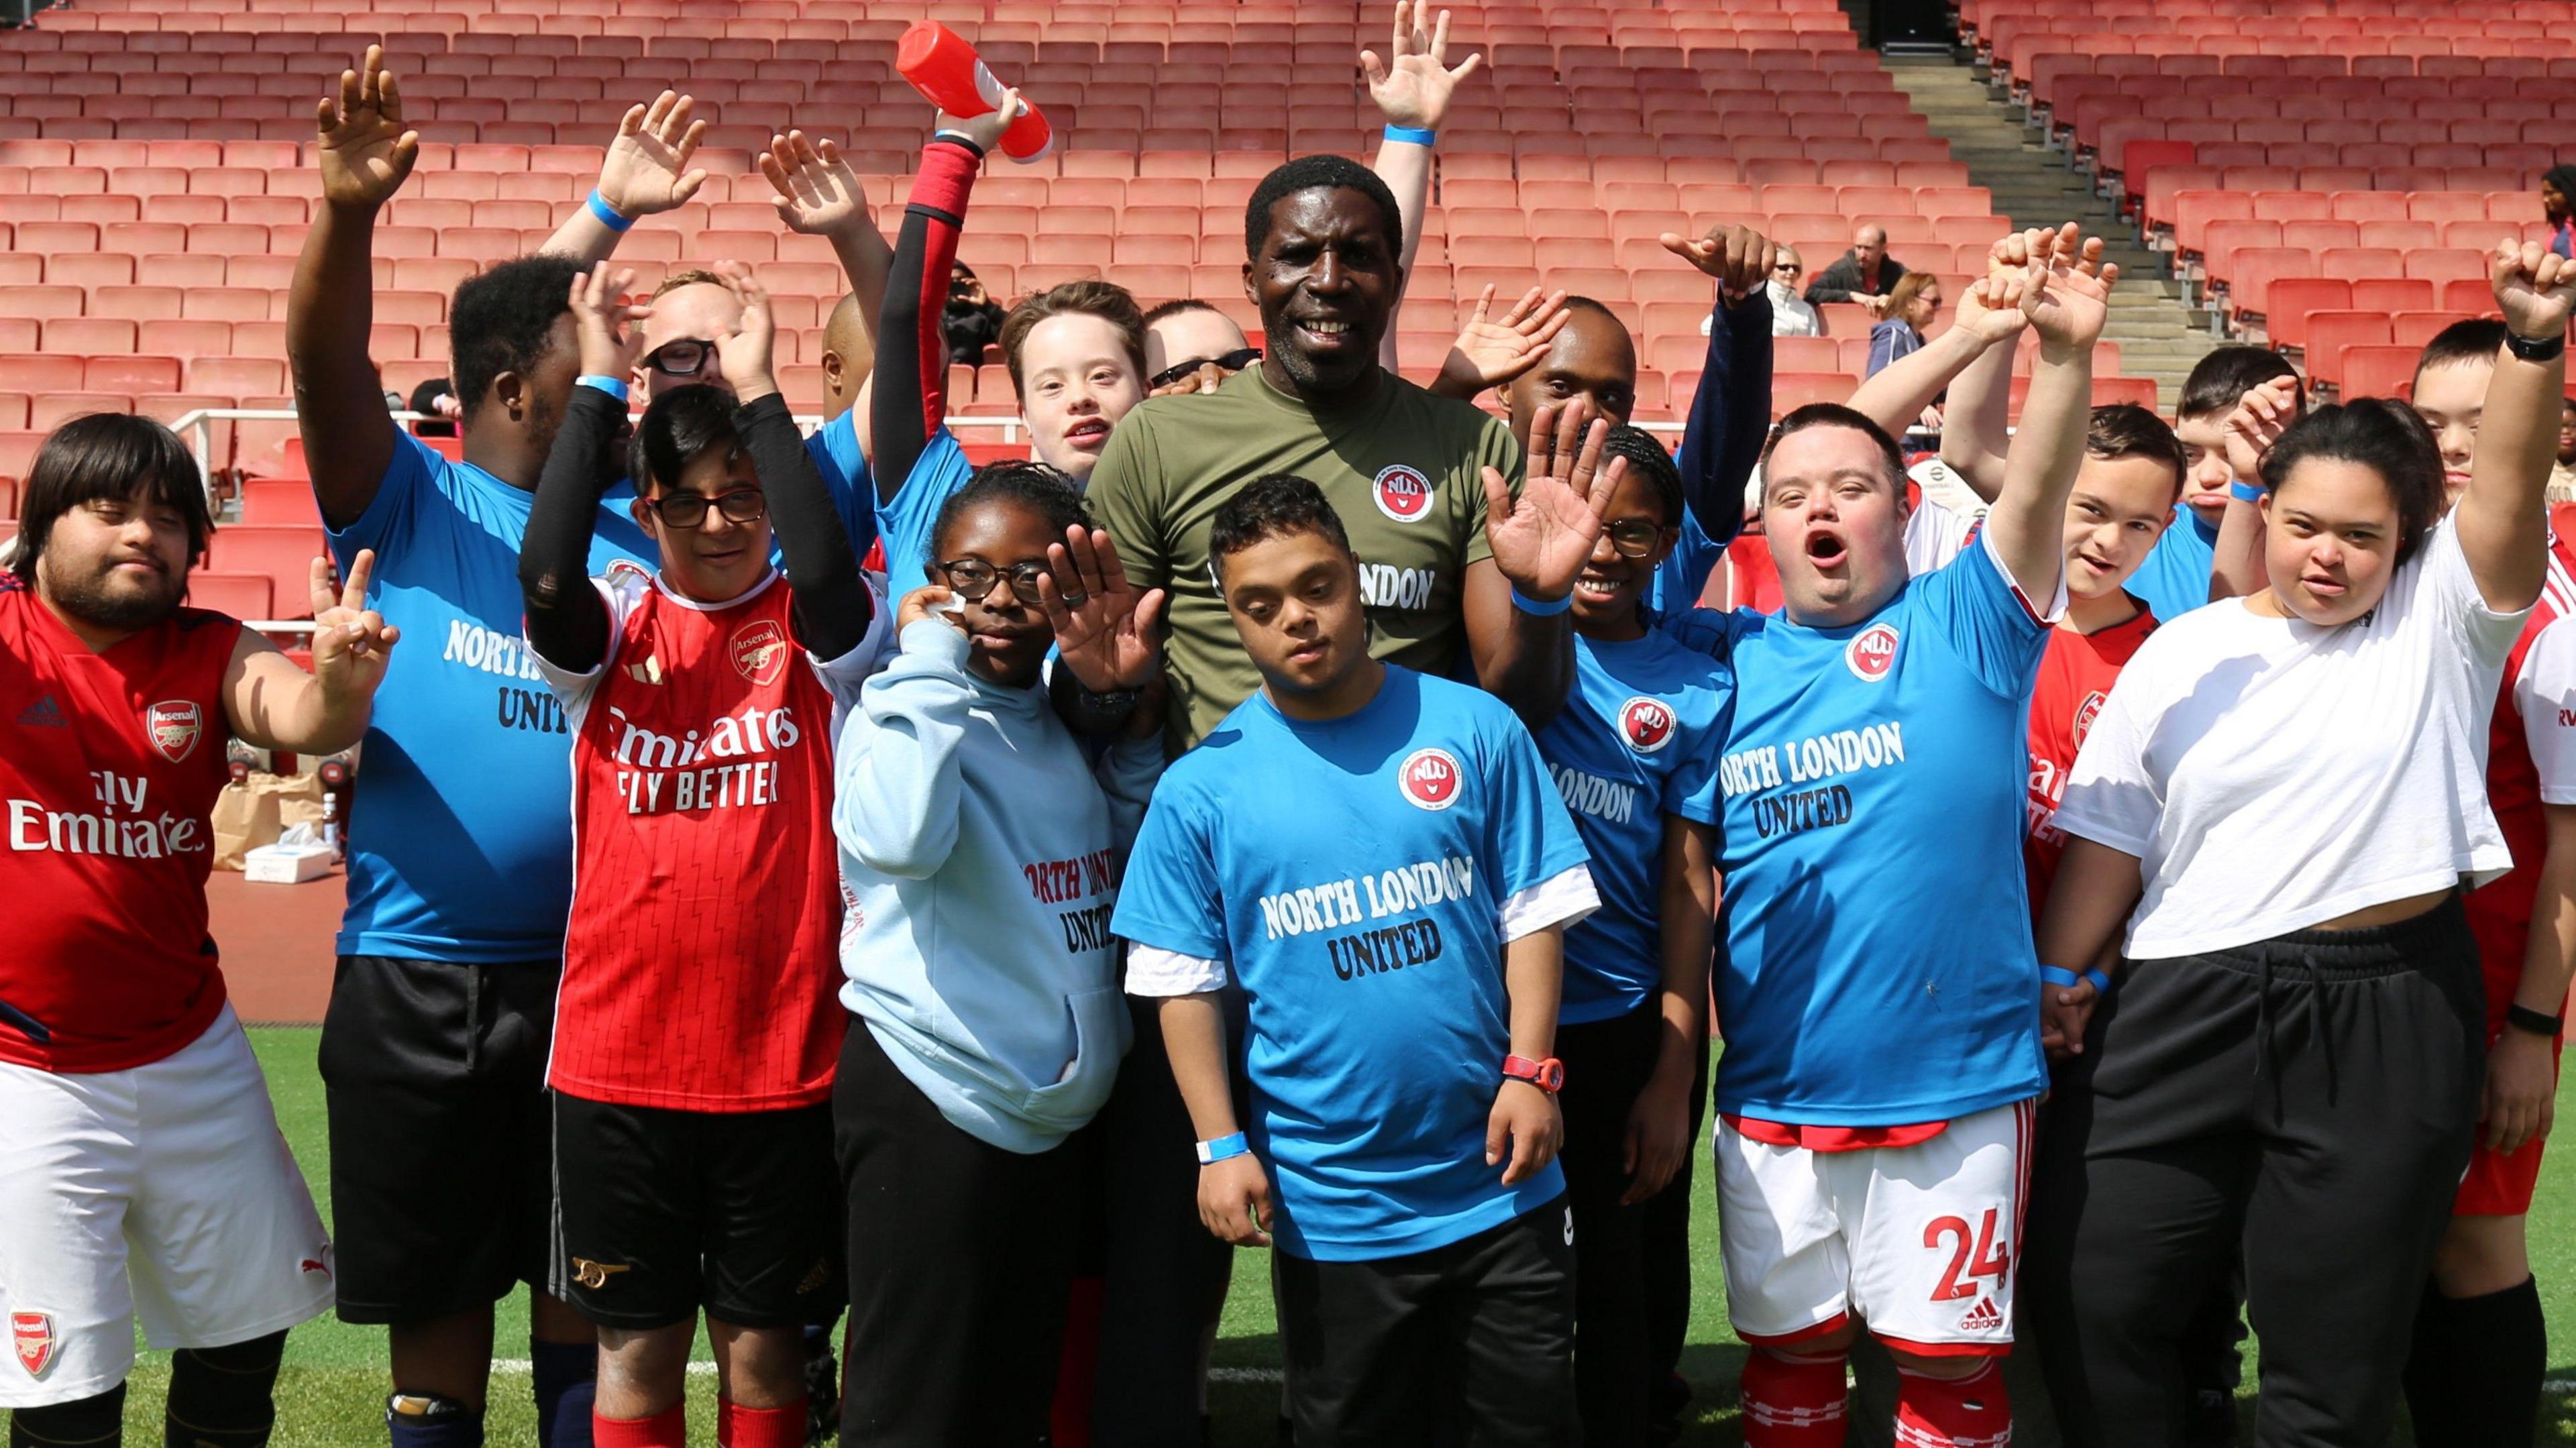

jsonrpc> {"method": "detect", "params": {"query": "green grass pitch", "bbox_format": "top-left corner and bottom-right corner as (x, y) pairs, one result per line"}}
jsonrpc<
(88, 1029), (2576, 1444)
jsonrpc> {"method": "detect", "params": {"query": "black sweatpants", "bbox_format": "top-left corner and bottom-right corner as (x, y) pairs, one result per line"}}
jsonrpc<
(834, 1020), (1077, 1448)
(1274, 1199), (1579, 1447)
(2023, 898), (2485, 1448)
(1643, 1036), (1708, 1415)
(1556, 1003), (1666, 1447)
(1091, 995), (1238, 1445)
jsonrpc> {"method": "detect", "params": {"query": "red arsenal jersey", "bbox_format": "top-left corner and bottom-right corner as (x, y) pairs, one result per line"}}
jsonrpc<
(2024, 604), (2157, 916)
(2463, 538), (2576, 985)
(0, 583), (241, 1072)
(537, 567), (883, 1111)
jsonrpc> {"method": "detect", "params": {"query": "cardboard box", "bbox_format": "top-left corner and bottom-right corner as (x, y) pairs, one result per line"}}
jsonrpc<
(242, 842), (335, 885)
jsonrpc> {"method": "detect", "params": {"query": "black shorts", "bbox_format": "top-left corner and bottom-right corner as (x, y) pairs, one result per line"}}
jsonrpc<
(551, 1093), (844, 1331)
(318, 954), (560, 1325)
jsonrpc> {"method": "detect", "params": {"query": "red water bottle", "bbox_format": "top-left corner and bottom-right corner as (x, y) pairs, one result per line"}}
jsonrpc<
(896, 21), (1053, 162)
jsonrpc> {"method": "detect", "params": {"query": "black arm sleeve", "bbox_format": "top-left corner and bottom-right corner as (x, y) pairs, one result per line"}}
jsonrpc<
(1672, 289), (1770, 551)
(517, 385), (623, 675)
(739, 392), (875, 661)
(871, 134), (984, 504)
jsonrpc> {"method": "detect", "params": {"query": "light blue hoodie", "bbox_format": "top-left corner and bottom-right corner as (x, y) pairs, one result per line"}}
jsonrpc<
(833, 620), (1164, 1153)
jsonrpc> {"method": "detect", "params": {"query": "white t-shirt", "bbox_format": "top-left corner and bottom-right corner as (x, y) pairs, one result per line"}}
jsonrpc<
(2053, 518), (2532, 958)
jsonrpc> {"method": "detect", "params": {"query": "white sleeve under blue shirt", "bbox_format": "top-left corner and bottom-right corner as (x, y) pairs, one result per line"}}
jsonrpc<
(1686, 531), (2059, 1126)
(1532, 629), (1731, 1025)
(1113, 667), (1599, 1262)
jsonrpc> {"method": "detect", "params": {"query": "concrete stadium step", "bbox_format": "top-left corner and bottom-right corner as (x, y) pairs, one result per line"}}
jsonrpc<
(1883, 53), (2217, 408)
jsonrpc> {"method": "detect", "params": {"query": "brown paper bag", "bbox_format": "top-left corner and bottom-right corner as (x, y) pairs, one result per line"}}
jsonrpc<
(209, 780), (278, 871)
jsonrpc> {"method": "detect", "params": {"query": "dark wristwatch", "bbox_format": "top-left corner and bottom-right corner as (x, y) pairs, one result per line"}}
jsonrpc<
(2506, 1003), (2563, 1038)
(1077, 684), (1140, 714)
(2504, 329), (2566, 364)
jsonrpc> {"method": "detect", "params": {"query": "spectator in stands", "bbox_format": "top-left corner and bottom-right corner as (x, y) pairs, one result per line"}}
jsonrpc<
(407, 379), (458, 439)
(2554, 396), (2576, 502)
(943, 262), (1006, 364)
(1141, 299), (1258, 392)
(1764, 247), (1823, 337)
(287, 47), (631, 1448)
(1805, 223), (1908, 313)
(2543, 164), (2575, 260)
(1865, 271), (1941, 380)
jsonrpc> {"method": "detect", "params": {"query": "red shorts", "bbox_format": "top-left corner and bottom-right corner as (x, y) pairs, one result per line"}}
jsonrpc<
(2457, 908), (2564, 1217)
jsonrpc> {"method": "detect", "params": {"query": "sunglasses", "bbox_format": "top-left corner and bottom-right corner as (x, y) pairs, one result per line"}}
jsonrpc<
(643, 487), (765, 529)
(1774, 262), (1803, 276)
(1147, 347), (1263, 390)
(643, 339), (717, 376)
(935, 557), (1054, 604)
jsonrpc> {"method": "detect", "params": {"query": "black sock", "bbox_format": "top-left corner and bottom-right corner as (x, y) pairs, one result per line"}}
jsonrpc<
(164, 1332), (284, 1448)
(2404, 1275), (2545, 1448)
(11, 1384), (125, 1448)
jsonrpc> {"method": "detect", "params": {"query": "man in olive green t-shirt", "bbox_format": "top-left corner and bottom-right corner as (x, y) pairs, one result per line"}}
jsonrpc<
(1089, 154), (1619, 751)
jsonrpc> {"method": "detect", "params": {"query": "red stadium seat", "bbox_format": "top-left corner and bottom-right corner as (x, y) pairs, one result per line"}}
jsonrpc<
(2304, 311), (2394, 390)
(184, 571), (276, 620)
(2339, 344), (2423, 401)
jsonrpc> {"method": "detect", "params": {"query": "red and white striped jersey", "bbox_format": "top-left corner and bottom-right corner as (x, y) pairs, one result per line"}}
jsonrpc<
(2467, 536), (2576, 977)
(535, 565), (886, 1111)
(0, 583), (241, 1072)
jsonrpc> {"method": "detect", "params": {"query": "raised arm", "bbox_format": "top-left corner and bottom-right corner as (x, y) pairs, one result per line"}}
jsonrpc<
(287, 45), (418, 529)
(1424, 284), (1570, 402)
(1856, 271), (2026, 483)
(1661, 223), (1781, 547)
(225, 553), (400, 755)
(759, 130), (894, 401)
(708, 263), (875, 659)
(517, 264), (641, 676)
(537, 92), (708, 264)
(1984, 225), (2114, 602)
(2204, 376), (2298, 602)
(1467, 402), (1622, 731)
(872, 99), (1018, 505)
(2455, 241), (2576, 614)
(1362, 0), (1480, 369)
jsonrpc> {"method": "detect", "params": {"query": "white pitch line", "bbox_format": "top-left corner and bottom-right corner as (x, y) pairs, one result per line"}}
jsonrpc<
(490, 1359), (1288, 1386)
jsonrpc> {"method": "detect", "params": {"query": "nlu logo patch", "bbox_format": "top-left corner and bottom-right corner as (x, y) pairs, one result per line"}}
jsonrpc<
(1372, 464), (1435, 523)
(145, 700), (202, 762)
(1844, 624), (1900, 682)
(731, 620), (789, 687)
(1619, 696), (1676, 754)
(11, 1312), (52, 1378)
(2072, 690), (2106, 750)
(1397, 748), (1462, 810)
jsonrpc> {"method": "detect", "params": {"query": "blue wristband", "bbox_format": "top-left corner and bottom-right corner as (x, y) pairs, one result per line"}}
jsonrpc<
(1195, 1131), (1250, 1164)
(1510, 586), (1572, 616)
(2230, 480), (2264, 503)
(1383, 124), (1437, 146)
(585, 188), (635, 233)
(575, 374), (629, 402)
(2039, 964), (2111, 994)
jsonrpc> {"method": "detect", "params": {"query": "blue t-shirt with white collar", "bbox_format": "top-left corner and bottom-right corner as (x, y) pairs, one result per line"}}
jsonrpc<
(1113, 666), (1594, 1262)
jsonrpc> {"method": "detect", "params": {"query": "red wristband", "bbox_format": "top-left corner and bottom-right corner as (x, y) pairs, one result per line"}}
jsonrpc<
(1502, 1054), (1564, 1093)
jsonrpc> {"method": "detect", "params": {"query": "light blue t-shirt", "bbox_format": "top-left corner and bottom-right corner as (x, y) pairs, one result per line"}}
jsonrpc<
(1113, 667), (1592, 1262)
(874, 427), (980, 596)
(1666, 534), (2053, 1126)
(2125, 506), (2218, 624)
(329, 426), (871, 962)
(1645, 508), (1721, 618)
(1533, 627), (1730, 1024)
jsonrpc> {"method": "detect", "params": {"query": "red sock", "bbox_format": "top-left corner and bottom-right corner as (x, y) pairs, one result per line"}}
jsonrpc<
(591, 1403), (685, 1448)
(1049, 1274), (1106, 1448)
(1741, 1347), (1849, 1447)
(714, 1396), (808, 1448)
(1894, 1360), (2010, 1447)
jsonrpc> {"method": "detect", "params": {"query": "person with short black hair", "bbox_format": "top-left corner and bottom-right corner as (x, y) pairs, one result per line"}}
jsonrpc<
(2543, 163), (2575, 260)
(2137, 345), (2306, 622)
(0, 413), (397, 1448)
(1115, 473), (1599, 1444)
(2026, 243), (2576, 1448)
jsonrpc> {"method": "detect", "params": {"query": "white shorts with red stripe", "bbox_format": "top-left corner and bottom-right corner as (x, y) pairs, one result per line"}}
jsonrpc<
(1716, 1097), (2036, 1359)
(0, 1007), (333, 1407)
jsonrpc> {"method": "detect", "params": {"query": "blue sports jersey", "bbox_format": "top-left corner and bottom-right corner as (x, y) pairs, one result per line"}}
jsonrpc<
(1534, 627), (1730, 1024)
(1645, 508), (1721, 618)
(1113, 667), (1592, 1261)
(1670, 534), (2053, 1125)
(804, 407), (881, 559)
(2125, 506), (2217, 625)
(330, 428), (871, 962)
(874, 427), (979, 596)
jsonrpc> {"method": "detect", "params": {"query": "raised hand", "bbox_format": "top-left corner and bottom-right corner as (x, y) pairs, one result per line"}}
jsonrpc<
(313, 45), (419, 210)
(1438, 284), (1571, 394)
(1953, 270), (2031, 345)
(759, 130), (874, 239)
(1036, 525), (1167, 693)
(308, 551), (400, 700)
(567, 262), (650, 381)
(1362, 0), (1483, 133)
(595, 92), (708, 219)
(1482, 400), (1624, 604)
(942, 89), (1025, 158)
(1658, 223), (1778, 302)
(2495, 239), (2576, 341)
(708, 260), (777, 402)
(2019, 223), (2118, 353)
(2224, 375), (2299, 485)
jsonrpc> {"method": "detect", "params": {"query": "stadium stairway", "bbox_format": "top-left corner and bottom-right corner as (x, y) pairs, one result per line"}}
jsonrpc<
(1887, 53), (2218, 405)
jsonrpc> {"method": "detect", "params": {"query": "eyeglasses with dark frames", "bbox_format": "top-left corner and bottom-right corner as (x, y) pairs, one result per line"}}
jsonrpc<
(935, 557), (1055, 603)
(643, 488), (766, 529)
(1146, 347), (1263, 390)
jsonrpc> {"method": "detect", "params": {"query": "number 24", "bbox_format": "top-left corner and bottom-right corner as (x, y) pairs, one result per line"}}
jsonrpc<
(1925, 1209), (2008, 1302)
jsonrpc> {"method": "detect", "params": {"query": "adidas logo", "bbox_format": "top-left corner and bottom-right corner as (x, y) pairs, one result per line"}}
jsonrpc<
(1957, 1296), (2004, 1332)
(15, 695), (64, 728)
